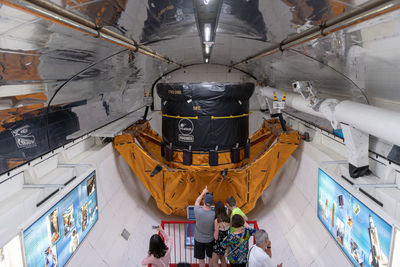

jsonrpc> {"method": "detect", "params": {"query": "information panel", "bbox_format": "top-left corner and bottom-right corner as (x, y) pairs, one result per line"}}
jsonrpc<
(318, 169), (392, 267)
(23, 171), (98, 267)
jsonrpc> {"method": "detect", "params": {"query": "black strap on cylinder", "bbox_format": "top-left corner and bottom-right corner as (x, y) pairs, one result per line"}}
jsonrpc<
(161, 142), (165, 158)
(231, 143), (240, 163)
(245, 139), (250, 159)
(209, 146), (219, 166)
(165, 143), (173, 162)
(183, 146), (192, 166)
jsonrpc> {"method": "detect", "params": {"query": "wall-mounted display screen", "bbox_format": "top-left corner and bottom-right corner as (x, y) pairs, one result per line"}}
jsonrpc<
(318, 169), (392, 267)
(23, 171), (98, 267)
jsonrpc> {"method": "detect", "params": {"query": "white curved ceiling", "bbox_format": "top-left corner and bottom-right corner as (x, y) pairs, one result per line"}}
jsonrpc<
(0, 0), (399, 174)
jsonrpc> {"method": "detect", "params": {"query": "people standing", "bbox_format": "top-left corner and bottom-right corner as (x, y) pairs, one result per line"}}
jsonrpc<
(194, 186), (215, 267)
(226, 196), (248, 233)
(211, 201), (230, 267)
(222, 214), (256, 267)
(248, 229), (282, 267)
(141, 227), (172, 267)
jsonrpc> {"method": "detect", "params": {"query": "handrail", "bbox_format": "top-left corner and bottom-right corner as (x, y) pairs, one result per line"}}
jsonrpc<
(158, 220), (259, 265)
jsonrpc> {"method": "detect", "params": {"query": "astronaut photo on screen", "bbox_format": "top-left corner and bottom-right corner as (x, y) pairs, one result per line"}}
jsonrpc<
(86, 176), (95, 197)
(48, 209), (60, 245)
(44, 246), (57, 267)
(62, 205), (75, 236)
(81, 203), (88, 231)
(69, 229), (80, 253)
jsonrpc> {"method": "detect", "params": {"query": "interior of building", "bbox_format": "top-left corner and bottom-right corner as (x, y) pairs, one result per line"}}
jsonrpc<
(1, 0), (400, 266)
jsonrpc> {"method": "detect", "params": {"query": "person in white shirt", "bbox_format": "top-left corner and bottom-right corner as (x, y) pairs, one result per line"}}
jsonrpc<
(248, 229), (282, 267)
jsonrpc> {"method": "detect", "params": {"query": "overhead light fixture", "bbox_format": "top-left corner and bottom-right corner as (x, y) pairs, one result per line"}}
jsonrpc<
(205, 58), (209, 63)
(205, 45), (210, 54)
(204, 0), (210, 5)
(204, 24), (211, 42)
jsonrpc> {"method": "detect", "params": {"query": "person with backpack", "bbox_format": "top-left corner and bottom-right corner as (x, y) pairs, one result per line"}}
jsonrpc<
(221, 214), (256, 267)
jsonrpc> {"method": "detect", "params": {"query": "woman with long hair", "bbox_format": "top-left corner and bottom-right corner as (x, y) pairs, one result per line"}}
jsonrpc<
(142, 227), (172, 267)
(212, 201), (230, 266)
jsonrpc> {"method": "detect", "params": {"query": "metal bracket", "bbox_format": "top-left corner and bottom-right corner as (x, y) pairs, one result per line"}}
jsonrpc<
(23, 184), (65, 190)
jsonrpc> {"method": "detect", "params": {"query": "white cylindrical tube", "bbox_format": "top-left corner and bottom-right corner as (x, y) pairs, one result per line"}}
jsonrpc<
(334, 100), (400, 146)
(260, 86), (400, 146)
(260, 86), (325, 119)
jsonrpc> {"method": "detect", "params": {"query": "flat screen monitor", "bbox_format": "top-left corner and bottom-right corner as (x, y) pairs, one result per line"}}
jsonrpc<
(23, 171), (98, 267)
(318, 169), (393, 267)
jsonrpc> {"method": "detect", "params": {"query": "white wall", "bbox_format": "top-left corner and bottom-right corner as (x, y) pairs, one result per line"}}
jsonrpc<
(0, 137), (179, 267)
(66, 143), (180, 267)
(249, 143), (352, 267)
(1, 111), (398, 267)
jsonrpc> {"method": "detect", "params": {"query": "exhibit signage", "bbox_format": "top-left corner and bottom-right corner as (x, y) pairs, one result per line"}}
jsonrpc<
(318, 169), (392, 267)
(23, 171), (98, 267)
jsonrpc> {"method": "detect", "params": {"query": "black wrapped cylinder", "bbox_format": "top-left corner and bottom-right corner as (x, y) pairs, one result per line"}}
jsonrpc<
(157, 83), (254, 151)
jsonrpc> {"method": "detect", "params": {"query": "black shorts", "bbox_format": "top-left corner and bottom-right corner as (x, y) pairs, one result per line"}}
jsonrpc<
(194, 240), (214, 259)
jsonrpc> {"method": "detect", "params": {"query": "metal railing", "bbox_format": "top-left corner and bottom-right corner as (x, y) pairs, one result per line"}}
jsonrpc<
(156, 220), (259, 266)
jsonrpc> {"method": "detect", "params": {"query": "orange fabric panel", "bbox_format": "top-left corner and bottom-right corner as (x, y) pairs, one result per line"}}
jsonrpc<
(114, 119), (300, 216)
(114, 133), (171, 214)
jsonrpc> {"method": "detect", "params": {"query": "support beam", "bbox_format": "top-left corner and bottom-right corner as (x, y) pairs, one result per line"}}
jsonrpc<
(341, 124), (370, 178)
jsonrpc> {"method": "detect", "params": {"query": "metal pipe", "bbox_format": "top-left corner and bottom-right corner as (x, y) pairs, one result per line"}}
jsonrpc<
(1, 0), (181, 66)
(28, 0), (140, 46)
(231, 0), (400, 67)
(334, 100), (400, 147)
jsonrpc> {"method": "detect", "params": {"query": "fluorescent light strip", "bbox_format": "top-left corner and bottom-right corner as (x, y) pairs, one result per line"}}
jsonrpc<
(204, 24), (211, 42)
(205, 45), (210, 54)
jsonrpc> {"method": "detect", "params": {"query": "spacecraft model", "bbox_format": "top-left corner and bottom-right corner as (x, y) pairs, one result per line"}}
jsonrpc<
(114, 83), (299, 216)
(368, 215), (388, 267)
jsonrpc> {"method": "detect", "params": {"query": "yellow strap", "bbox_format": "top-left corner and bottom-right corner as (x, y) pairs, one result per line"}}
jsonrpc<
(282, 92), (287, 102)
(161, 113), (250, 120)
(161, 113), (198, 119)
(273, 91), (278, 101)
(211, 113), (249, 119)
